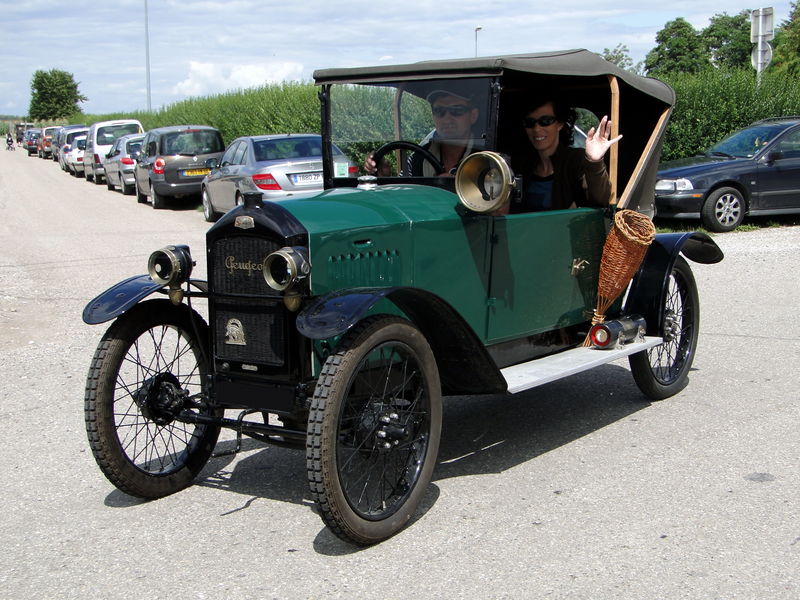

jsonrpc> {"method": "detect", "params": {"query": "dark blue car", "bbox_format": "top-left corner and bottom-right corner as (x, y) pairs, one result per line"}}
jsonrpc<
(655, 117), (800, 231)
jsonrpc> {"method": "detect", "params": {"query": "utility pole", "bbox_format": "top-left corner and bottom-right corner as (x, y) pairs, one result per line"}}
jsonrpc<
(145, 0), (152, 111)
(751, 7), (774, 85)
(474, 26), (482, 57)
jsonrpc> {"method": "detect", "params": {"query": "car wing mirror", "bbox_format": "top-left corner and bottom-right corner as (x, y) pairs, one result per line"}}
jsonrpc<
(767, 150), (784, 162)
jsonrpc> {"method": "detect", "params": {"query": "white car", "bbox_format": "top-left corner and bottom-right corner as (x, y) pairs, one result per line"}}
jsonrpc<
(65, 136), (87, 177)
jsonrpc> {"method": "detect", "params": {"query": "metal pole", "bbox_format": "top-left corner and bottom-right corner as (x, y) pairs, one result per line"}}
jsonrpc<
(145, 0), (152, 111)
(474, 26), (482, 57)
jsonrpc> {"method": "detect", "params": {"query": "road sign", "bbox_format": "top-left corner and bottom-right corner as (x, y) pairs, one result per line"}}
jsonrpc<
(751, 7), (775, 42)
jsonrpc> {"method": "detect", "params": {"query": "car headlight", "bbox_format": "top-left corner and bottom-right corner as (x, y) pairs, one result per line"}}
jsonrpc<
(455, 151), (515, 213)
(148, 245), (193, 287)
(655, 178), (694, 192)
(263, 246), (310, 291)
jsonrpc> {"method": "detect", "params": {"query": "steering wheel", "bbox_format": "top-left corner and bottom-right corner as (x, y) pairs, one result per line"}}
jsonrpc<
(371, 141), (444, 176)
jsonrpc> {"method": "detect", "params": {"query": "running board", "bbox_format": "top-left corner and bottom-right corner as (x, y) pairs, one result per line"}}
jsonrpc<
(501, 336), (663, 394)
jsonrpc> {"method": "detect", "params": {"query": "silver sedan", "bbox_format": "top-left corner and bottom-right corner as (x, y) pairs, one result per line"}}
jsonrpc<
(201, 134), (353, 221)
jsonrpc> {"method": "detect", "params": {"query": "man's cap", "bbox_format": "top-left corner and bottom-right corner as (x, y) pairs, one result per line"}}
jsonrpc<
(426, 89), (473, 104)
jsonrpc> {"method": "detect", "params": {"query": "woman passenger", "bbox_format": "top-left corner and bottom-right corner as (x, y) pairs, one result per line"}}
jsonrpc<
(510, 96), (621, 213)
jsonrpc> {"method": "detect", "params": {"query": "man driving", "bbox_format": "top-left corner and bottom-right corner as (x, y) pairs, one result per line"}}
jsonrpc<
(364, 89), (480, 176)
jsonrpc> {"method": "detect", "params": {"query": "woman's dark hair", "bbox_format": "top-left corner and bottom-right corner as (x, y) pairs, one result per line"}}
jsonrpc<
(522, 95), (576, 147)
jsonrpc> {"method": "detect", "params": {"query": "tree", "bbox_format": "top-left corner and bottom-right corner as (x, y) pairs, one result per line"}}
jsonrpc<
(645, 18), (710, 76)
(771, 2), (800, 75)
(28, 69), (87, 121)
(702, 11), (752, 69)
(601, 44), (644, 75)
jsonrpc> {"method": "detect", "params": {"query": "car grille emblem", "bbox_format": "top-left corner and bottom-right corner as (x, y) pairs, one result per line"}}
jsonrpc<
(235, 216), (255, 229)
(224, 318), (247, 346)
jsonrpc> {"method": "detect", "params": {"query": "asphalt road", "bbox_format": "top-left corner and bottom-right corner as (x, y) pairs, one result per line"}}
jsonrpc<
(1, 147), (798, 599)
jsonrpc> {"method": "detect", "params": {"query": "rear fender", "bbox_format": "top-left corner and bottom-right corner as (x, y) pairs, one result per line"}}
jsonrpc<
(297, 287), (506, 395)
(624, 232), (723, 336)
(82, 274), (164, 325)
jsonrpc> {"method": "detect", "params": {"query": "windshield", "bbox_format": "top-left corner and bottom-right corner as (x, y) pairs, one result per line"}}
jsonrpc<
(708, 123), (787, 158)
(327, 77), (491, 179)
(254, 136), (323, 161)
(161, 129), (224, 155)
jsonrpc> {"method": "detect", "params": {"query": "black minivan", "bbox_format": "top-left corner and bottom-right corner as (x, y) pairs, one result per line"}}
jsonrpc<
(134, 125), (225, 209)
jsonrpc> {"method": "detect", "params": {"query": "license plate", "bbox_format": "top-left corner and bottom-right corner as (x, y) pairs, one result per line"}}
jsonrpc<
(290, 172), (322, 185)
(182, 168), (210, 177)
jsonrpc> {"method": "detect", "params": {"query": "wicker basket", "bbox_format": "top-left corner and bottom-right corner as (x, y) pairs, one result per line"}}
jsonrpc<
(583, 209), (655, 345)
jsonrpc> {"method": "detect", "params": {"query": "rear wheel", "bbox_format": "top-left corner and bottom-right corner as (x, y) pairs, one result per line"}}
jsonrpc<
(307, 315), (442, 545)
(629, 256), (699, 400)
(151, 185), (167, 209)
(135, 180), (148, 204)
(84, 300), (221, 499)
(121, 178), (133, 195)
(86, 166), (94, 182)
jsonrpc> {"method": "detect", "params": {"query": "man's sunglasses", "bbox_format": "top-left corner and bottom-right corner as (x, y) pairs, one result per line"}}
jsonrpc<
(432, 105), (471, 117)
(523, 115), (558, 128)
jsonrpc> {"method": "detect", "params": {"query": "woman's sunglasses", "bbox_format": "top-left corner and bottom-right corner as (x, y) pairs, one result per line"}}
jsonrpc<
(523, 115), (558, 128)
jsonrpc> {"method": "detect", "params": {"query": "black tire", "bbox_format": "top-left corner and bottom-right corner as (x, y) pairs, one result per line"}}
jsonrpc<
(152, 185), (167, 209)
(94, 171), (105, 185)
(701, 187), (744, 232)
(84, 300), (222, 499)
(106, 173), (115, 190)
(121, 179), (133, 196)
(86, 166), (94, 182)
(307, 315), (442, 545)
(202, 187), (219, 222)
(135, 180), (148, 204)
(629, 256), (699, 400)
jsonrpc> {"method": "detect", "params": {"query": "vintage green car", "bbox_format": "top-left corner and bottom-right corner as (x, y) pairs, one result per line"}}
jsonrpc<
(82, 50), (723, 545)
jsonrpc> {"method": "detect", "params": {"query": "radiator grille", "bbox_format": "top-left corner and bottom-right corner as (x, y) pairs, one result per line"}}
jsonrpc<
(214, 299), (284, 366)
(212, 237), (280, 295)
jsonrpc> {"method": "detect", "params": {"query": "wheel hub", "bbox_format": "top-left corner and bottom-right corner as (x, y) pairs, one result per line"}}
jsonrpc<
(663, 310), (680, 342)
(376, 412), (409, 451)
(135, 372), (186, 426)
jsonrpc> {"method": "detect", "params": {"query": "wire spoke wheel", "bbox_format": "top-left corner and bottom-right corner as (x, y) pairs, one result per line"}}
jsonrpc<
(307, 316), (441, 545)
(630, 256), (699, 400)
(85, 300), (221, 499)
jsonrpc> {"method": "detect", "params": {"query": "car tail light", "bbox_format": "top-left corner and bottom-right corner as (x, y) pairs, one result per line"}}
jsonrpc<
(121, 157), (135, 165)
(252, 173), (281, 190)
(348, 165), (358, 175)
(93, 154), (101, 164)
(154, 157), (166, 175)
(589, 316), (646, 349)
(77, 157), (83, 162)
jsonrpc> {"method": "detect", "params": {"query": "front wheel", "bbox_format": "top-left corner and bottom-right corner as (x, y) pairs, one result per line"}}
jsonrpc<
(701, 187), (744, 232)
(629, 256), (699, 400)
(84, 300), (222, 499)
(202, 187), (219, 222)
(307, 315), (442, 545)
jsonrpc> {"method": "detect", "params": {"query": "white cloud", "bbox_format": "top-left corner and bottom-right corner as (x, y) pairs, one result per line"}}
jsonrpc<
(172, 61), (304, 97)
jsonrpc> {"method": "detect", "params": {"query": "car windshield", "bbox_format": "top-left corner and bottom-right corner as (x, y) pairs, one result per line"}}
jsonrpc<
(327, 77), (491, 178)
(707, 123), (788, 158)
(97, 123), (141, 145)
(126, 140), (142, 154)
(67, 130), (87, 143)
(161, 130), (224, 155)
(254, 136), (323, 162)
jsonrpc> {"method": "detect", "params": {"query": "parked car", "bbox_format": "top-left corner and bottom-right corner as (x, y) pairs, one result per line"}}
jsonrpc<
(37, 125), (60, 158)
(201, 134), (355, 221)
(134, 125), (224, 209)
(57, 127), (89, 171)
(84, 119), (144, 183)
(82, 50), (724, 545)
(23, 129), (41, 155)
(655, 116), (800, 232)
(103, 133), (144, 195)
(65, 136), (87, 176)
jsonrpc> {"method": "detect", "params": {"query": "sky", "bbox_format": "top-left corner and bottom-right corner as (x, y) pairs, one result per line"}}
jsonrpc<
(1, 0), (793, 117)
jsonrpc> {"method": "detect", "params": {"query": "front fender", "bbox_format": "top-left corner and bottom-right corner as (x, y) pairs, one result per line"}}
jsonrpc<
(82, 274), (164, 325)
(625, 232), (724, 336)
(297, 287), (506, 395)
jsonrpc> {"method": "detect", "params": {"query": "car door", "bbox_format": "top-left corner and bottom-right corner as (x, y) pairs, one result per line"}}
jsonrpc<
(756, 127), (800, 211)
(486, 208), (606, 343)
(206, 141), (242, 212)
(136, 134), (158, 194)
(228, 141), (250, 204)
